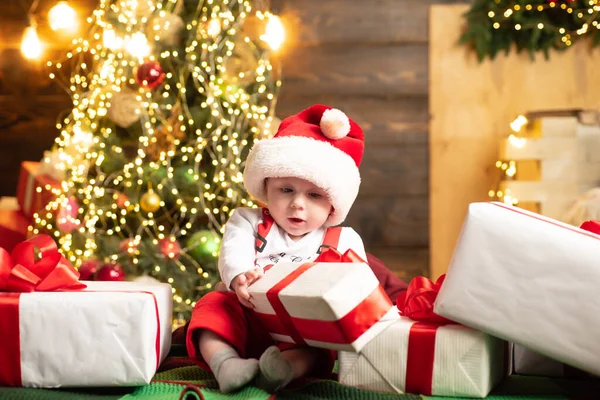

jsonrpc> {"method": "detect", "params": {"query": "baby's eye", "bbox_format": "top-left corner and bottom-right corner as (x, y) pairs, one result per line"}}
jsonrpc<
(280, 187), (293, 193)
(309, 192), (322, 199)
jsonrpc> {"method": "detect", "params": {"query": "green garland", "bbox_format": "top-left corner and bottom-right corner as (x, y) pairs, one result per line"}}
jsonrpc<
(460, 0), (600, 61)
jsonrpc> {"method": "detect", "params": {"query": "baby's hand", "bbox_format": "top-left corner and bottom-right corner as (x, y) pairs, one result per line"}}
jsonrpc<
(231, 267), (264, 308)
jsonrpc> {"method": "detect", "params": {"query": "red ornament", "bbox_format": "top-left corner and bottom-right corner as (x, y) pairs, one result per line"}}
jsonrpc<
(78, 259), (100, 281)
(159, 237), (181, 260)
(119, 238), (139, 255)
(96, 262), (126, 281)
(116, 192), (130, 209)
(136, 60), (165, 90)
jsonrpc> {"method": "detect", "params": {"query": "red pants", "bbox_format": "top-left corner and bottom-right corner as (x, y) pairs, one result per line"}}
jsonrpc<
(186, 291), (335, 378)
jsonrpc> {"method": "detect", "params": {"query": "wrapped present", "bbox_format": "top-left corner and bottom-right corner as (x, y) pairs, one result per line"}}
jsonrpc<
(0, 209), (29, 251)
(16, 161), (62, 219)
(248, 248), (398, 352)
(434, 201), (600, 376)
(0, 235), (172, 387)
(339, 276), (505, 398)
(511, 343), (594, 378)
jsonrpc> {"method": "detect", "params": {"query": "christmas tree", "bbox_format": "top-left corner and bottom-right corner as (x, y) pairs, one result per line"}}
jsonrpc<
(31, 0), (283, 320)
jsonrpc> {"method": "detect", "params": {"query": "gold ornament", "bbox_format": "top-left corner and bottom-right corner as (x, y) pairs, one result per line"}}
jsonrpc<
(146, 102), (186, 161)
(140, 190), (161, 212)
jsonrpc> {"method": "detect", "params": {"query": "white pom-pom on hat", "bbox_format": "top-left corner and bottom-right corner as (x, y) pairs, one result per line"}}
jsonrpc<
(320, 108), (351, 140)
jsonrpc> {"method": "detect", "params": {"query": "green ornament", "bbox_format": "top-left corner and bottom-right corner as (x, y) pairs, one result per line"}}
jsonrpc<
(174, 165), (197, 188)
(186, 230), (221, 262)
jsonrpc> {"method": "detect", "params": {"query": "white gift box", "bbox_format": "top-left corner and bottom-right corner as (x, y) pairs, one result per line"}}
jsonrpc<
(434, 201), (600, 376)
(1, 281), (172, 387)
(248, 261), (397, 352)
(338, 316), (505, 398)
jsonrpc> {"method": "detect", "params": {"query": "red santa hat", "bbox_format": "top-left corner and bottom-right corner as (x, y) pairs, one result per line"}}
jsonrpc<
(243, 104), (364, 227)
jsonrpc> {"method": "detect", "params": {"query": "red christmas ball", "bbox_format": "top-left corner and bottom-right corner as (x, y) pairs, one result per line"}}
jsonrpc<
(78, 259), (100, 281)
(119, 238), (139, 255)
(159, 237), (181, 260)
(136, 60), (165, 90)
(96, 262), (126, 281)
(116, 192), (130, 209)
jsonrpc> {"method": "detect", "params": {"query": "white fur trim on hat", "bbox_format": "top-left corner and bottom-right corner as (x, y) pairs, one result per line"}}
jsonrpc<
(243, 136), (360, 227)
(320, 108), (350, 140)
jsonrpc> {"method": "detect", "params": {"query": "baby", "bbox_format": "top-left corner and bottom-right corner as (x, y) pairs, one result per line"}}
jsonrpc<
(185, 104), (407, 393)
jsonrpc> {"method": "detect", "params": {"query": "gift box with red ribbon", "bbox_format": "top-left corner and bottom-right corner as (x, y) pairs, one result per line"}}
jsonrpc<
(248, 248), (398, 352)
(338, 275), (505, 398)
(0, 235), (172, 387)
(434, 202), (600, 377)
(16, 161), (62, 219)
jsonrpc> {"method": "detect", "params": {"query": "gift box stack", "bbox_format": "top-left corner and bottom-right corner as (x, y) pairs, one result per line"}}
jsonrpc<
(433, 202), (600, 382)
(0, 235), (173, 388)
(248, 247), (507, 398)
(0, 155), (63, 252)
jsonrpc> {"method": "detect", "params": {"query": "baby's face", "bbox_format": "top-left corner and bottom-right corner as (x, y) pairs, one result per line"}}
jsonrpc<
(265, 177), (333, 241)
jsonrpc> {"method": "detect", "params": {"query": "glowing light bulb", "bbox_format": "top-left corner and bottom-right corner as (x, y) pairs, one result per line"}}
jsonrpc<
(125, 32), (151, 59)
(49, 1), (78, 32)
(207, 19), (221, 37)
(21, 26), (42, 60)
(261, 14), (284, 51)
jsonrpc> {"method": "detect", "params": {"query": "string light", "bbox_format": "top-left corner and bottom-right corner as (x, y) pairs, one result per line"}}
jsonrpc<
(21, 25), (43, 60)
(485, 0), (600, 49)
(490, 115), (529, 206)
(261, 13), (285, 51)
(48, 1), (78, 32)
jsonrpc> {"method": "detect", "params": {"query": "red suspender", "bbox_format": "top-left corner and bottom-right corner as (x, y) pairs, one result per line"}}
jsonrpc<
(255, 207), (343, 254)
(318, 226), (342, 254)
(255, 208), (275, 253)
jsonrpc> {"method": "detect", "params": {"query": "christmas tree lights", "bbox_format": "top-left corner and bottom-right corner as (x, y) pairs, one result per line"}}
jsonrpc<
(32, 0), (282, 320)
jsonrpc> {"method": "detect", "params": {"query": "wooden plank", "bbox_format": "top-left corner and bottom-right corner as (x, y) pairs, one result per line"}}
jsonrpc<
(278, 43), (428, 96)
(360, 144), (428, 197)
(429, 4), (600, 279)
(367, 246), (429, 282)
(274, 0), (432, 47)
(346, 195), (428, 248)
(275, 94), (429, 145)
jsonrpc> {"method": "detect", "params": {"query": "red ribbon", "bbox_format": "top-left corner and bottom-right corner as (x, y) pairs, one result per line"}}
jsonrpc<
(257, 248), (392, 347)
(0, 235), (86, 386)
(315, 247), (366, 263)
(0, 235), (85, 293)
(396, 275), (454, 396)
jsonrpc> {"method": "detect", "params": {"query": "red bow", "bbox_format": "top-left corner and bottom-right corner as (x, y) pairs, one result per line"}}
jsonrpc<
(397, 275), (453, 324)
(580, 220), (600, 235)
(0, 235), (86, 293)
(315, 248), (366, 263)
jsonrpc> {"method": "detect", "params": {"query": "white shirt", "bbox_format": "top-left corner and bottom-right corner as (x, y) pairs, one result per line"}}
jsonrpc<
(218, 207), (368, 289)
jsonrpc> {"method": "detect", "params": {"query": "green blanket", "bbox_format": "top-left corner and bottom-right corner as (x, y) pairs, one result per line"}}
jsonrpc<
(1, 357), (600, 400)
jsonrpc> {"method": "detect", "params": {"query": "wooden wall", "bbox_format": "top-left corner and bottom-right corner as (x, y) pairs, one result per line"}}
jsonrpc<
(430, 4), (600, 278)
(0, 0), (94, 196)
(273, 0), (466, 280)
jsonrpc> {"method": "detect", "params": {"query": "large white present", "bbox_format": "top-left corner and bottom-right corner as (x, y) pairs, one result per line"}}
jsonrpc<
(0, 235), (172, 387)
(434, 201), (600, 376)
(339, 317), (505, 398)
(248, 249), (398, 352)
